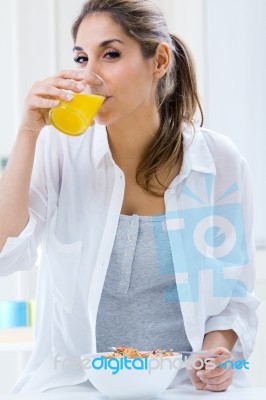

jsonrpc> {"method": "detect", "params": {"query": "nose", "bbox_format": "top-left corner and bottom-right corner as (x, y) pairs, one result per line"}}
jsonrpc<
(78, 68), (103, 86)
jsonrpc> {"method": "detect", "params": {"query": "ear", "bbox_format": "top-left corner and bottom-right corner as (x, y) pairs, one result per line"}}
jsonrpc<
(153, 42), (171, 78)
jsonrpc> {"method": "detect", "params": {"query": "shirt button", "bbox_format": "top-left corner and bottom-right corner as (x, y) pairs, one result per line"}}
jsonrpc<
(131, 221), (136, 227)
(170, 188), (175, 194)
(121, 266), (127, 272)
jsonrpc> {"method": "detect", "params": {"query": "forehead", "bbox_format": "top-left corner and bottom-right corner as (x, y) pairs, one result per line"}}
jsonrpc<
(76, 13), (128, 45)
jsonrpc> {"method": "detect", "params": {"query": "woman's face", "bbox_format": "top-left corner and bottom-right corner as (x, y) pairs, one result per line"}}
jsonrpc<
(74, 13), (159, 126)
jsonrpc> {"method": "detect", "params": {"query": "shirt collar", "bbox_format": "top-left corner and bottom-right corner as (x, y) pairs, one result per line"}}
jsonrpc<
(182, 124), (216, 175)
(92, 123), (216, 176)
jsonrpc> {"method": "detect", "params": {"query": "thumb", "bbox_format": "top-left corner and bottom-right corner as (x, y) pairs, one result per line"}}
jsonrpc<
(209, 347), (231, 357)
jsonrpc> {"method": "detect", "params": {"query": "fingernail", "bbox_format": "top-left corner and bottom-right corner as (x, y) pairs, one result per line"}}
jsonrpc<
(77, 83), (85, 90)
(197, 373), (204, 382)
(197, 372), (203, 378)
(65, 93), (73, 100)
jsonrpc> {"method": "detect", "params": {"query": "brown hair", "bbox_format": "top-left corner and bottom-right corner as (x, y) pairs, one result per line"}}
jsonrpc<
(72, 0), (203, 196)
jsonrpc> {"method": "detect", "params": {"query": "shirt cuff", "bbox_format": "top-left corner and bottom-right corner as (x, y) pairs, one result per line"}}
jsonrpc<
(0, 214), (37, 258)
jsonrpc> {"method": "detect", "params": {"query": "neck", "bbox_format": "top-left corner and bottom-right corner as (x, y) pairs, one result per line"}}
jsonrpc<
(107, 105), (160, 169)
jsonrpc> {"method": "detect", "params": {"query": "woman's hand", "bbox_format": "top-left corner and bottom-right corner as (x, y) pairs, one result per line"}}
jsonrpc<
(187, 347), (233, 392)
(20, 70), (85, 135)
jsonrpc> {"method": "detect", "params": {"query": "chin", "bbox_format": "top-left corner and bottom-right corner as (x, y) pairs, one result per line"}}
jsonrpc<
(94, 116), (110, 126)
(94, 113), (119, 127)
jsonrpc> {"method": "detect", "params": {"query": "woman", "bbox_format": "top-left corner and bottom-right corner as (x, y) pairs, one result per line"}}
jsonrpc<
(0, 0), (259, 393)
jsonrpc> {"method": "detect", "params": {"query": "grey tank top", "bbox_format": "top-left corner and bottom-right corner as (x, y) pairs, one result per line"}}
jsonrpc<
(96, 213), (192, 353)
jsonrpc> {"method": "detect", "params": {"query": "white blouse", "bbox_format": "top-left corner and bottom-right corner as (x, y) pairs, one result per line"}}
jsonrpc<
(0, 123), (260, 392)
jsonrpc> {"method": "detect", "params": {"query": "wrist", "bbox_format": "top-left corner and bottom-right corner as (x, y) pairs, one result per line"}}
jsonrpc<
(17, 126), (40, 142)
(202, 330), (238, 352)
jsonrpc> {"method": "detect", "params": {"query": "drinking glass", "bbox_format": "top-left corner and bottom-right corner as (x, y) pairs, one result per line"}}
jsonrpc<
(49, 70), (106, 136)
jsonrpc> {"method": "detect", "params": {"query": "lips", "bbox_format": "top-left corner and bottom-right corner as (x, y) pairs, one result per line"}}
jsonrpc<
(103, 96), (112, 104)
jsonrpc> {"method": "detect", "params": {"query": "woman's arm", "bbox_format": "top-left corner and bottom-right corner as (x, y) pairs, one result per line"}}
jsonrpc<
(0, 129), (38, 251)
(0, 69), (84, 252)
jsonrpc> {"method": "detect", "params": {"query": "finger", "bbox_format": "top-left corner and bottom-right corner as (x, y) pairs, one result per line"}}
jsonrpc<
(32, 85), (74, 101)
(211, 346), (231, 355)
(197, 366), (225, 380)
(54, 69), (85, 81)
(186, 351), (207, 368)
(196, 352), (232, 381)
(27, 96), (60, 109)
(193, 381), (208, 391)
(211, 347), (232, 361)
(34, 79), (85, 96)
(49, 78), (85, 93)
(200, 369), (233, 385)
(212, 355), (233, 373)
(206, 376), (233, 392)
(198, 357), (232, 379)
(198, 359), (233, 381)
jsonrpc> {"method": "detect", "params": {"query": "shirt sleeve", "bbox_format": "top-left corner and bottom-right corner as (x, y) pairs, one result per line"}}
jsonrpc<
(0, 128), (48, 276)
(204, 157), (260, 360)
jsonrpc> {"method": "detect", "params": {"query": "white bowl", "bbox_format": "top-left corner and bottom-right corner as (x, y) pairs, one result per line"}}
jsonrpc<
(81, 351), (183, 400)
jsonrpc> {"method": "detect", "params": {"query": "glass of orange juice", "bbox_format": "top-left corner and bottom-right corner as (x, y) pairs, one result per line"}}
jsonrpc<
(49, 71), (106, 136)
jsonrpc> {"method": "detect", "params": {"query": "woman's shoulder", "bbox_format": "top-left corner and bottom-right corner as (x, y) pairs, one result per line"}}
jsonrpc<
(197, 127), (242, 158)
(183, 125), (249, 180)
(194, 126), (247, 170)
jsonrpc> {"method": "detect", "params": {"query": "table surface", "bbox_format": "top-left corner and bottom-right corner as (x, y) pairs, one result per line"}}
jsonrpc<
(0, 387), (266, 400)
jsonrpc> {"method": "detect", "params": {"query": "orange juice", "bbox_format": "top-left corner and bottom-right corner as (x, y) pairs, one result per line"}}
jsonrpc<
(49, 93), (105, 136)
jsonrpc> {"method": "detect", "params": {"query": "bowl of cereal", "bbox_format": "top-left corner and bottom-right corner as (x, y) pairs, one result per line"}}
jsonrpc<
(81, 346), (183, 400)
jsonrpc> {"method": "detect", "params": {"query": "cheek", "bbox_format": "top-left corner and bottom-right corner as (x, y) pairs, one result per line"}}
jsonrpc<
(109, 67), (136, 93)
(108, 61), (152, 96)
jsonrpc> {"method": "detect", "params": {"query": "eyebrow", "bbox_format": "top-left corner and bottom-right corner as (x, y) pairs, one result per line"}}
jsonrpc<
(73, 39), (124, 52)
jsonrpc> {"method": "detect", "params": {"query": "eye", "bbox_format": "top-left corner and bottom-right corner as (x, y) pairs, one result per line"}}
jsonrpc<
(73, 55), (88, 64)
(103, 50), (121, 60)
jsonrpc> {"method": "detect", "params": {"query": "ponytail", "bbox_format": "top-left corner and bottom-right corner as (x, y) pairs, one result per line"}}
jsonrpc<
(168, 34), (203, 126)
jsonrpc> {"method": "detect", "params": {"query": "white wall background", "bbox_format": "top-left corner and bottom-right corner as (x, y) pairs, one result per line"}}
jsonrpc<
(204, 0), (266, 247)
(0, 0), (265, 393)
